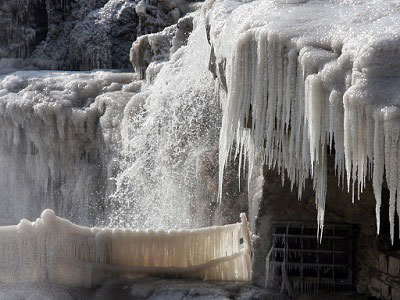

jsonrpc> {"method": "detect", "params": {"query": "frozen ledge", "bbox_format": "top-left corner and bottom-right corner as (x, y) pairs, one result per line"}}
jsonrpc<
(0, 209), (252, 288)
(209, 0), (400, 242)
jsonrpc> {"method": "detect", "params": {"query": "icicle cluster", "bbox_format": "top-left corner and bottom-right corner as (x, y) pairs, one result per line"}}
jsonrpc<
(0, 210), (252, 287)
(211, 0), (400, 242)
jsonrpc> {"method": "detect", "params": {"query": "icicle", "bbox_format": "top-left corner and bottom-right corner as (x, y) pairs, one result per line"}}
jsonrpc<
(373, 112), (384, 234)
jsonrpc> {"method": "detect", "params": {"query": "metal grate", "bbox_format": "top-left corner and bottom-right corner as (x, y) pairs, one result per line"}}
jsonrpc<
(266, 221), (355, 294)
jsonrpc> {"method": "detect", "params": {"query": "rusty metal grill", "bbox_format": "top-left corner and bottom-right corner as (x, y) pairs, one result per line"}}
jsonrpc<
(266, 221), (355, 294)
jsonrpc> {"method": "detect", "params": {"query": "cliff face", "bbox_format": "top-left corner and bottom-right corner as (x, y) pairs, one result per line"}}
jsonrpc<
(0, 0), (136, 69)
(0, 0), (47, 58)
(0, 0), (196, 71)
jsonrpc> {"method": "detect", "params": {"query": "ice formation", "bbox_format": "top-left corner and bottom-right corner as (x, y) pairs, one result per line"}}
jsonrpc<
(0, 1), (225, 230)
(0, 209), (252, 287)
(0, 70), (138, 225)
(208, 0), (400, 242)
(2, 0), (400, 290)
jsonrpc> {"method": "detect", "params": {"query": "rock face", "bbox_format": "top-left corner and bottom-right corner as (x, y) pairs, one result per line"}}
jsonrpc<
(0, 0), (138, 70)
(37, 0), (139, 70)
(368, 253), (400, 299)
(0, 0), (47, 58)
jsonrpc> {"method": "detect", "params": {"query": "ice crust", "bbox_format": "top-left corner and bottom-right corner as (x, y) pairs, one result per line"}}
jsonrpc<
(0, 209), (251, 287)
(208, 0), (400, 242)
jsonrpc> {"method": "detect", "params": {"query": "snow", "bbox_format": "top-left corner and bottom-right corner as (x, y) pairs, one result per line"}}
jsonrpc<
(0, 209), (251, 287)
(208, 0), (400, 242)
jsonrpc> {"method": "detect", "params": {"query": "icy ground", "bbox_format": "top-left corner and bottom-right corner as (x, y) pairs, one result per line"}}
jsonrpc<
(0, 278), (283, 300)
(0, 278), (374, 300)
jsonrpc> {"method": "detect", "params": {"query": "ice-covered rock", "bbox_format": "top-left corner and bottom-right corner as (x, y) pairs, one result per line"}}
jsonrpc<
(130, 23), (177, 79)
(130, 14), (194, 80)
(0, 70), (137, 225)
(135, 0), (194, 36)
(0, 0), (47, 59)
(0, 0), (198, 71)
(32, 0), (138, 70)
